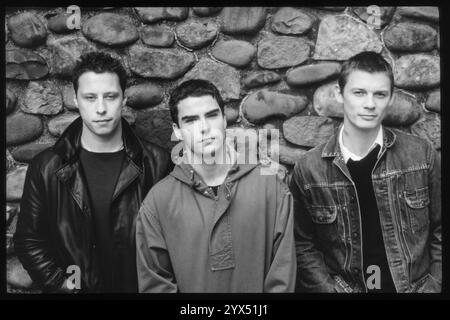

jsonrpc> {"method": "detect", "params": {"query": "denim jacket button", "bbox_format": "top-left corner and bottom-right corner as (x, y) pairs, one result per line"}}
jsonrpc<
(352, 232), (359, 238)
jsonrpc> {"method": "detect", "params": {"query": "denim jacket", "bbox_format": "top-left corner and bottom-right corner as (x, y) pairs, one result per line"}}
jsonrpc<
(289, 126), (441, 293)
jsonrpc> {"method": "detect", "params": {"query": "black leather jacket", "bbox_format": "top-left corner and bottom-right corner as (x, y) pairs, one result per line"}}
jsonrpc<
(14, 117), (173, 293)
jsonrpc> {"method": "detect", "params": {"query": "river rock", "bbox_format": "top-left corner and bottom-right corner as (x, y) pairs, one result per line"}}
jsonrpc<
(134, 7), (189, 23)
(175, 21), (218, 49)
(283, 116), (337, 147)
(287, 62), (341, 86)
(47, 13), (74, 34)
(384, 22), (437, 52)
(21, 81), (63, 115)
(125, 83), (163, 110)
(313, 81), (344, 118)
(6, 165), (28, 201)
(62, 85), (77, 111)
(129, 45), (195, 79)
(394, 54), (440, 89)
(48, 113), (80, 137)
(383, 90), (422, 126)
(134, 109), (175, 152)
(193, 7), (223, 17)
(425, 89), (440, 113)
(6, 88), (17, 115)
(313, 15), (383, 60)
(243, 89), (308, 123)
(48, 36), (96, 78)
(140, 25), (174, 47)
(225, 105), (239, 124)
(8, 12), (47, 48)
(397, 6), (439, 23)
(82, 13), (138, 47)
(11, 142), (54, 163)
(212, 40), (256, 68)
(221, 7), (267, 35)
(271, 7), (315, 35)
(257, 36), (310, 69)
(242, 71), (281, 89)
(6, 49), (48, 80)
(411, 112), (440, 150)
(6, 149), (15, 172)
(7, 113), (43, 146)
(183, 58), (240, 102)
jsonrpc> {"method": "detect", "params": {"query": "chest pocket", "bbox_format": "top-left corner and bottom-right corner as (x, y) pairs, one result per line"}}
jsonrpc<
(310, 205), (338, 224)
(309, 205), (343, 243)
(403, 186), (430, 233)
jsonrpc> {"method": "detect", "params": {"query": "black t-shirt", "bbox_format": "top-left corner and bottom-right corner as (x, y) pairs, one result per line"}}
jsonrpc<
(79, 147), (125, 292)
(347, 145), (396, 292)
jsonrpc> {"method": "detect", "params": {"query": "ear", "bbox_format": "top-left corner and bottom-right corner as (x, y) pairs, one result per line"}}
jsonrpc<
(334, 83), (344, 104)
(122, 95), (127, 107)
(73, 94), (78, 108)
(172, 123), (183, 141)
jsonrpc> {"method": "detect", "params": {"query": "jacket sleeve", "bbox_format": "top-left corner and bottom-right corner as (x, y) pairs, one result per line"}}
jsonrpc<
(289, 162), (345, 293)
(426, 146), (441, 291)
(13, 159), (67, 292)
(264, 179), (296, 292)
(136, 193), (178, 293)
(144, 142), (174, 186)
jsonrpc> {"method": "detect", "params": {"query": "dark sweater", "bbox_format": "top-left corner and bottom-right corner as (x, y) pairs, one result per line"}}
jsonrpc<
(79, 147), (125, 292)
(347, 145), (396, 292)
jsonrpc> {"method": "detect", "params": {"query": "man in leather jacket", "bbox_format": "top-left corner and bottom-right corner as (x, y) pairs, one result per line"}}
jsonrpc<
(14, 52), (173, 293)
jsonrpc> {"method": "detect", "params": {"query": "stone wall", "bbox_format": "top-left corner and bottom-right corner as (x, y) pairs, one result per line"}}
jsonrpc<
(5, 6), (441, 292)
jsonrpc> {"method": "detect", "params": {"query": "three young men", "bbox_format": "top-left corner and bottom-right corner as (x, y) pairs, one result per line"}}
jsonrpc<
(13, 50), (441, 294)
(14, 52), (172, 293)
(135, 79), (296, 292)
(290, 52), (441, 293)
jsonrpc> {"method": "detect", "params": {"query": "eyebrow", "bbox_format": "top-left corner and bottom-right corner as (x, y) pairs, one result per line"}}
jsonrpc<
(80, 91), (120, 95)
(180, 108), (220, 122)
(351, 88), (390, 93)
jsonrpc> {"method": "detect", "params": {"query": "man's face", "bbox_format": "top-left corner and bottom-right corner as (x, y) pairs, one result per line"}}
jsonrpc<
(74, 71), (125, 139)
(173, 95), (227, 161)
(336, 70), (393, 133)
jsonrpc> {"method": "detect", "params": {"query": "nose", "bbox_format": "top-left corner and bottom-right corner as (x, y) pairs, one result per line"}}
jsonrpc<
(365, 94), (376, 110)
(96, 97), (107, 115)
(200, 117), (211, 134)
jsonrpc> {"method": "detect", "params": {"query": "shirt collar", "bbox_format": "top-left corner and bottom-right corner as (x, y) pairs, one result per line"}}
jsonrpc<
(339, 125), (384, 163)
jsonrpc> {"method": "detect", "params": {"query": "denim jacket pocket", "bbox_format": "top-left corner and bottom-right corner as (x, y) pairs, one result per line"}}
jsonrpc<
(403, 187), (430, 233)
(309, 205), (342, 243)
(310, 205), (337, 224)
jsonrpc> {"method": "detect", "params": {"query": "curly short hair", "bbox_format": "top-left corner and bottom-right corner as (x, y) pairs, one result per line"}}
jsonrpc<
(338, 51), (394, 94)
(72, 51), (127, 94)
(169, 79), (224, 126)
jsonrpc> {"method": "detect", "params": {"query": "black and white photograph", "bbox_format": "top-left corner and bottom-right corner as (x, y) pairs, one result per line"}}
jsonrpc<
(2, 3), (446, 310)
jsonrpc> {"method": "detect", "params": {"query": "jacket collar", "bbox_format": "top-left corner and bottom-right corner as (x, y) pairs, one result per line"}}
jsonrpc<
(53, 117), (144, 212)
(321, 124), (397, 159)
(53, 116), (143, 166)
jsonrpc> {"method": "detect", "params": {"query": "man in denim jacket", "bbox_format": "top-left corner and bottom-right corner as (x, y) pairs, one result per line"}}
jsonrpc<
(290, 52), (441, 293)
